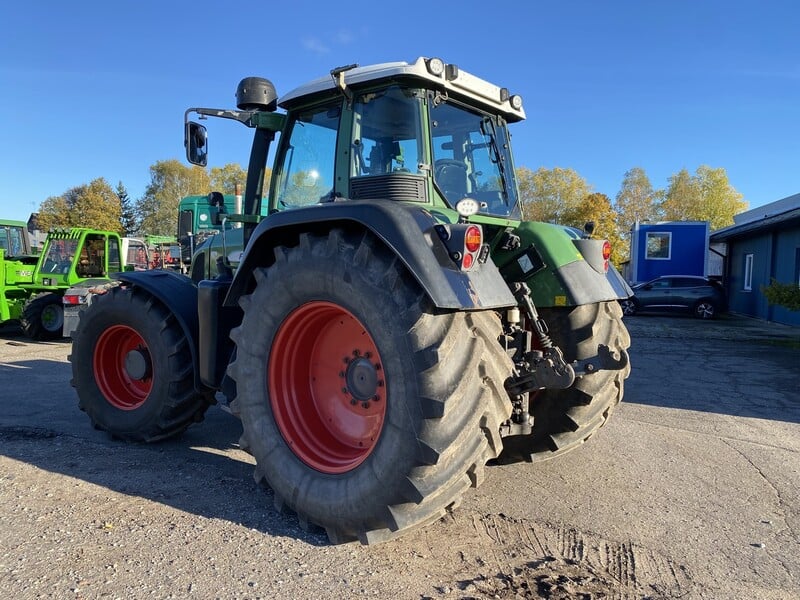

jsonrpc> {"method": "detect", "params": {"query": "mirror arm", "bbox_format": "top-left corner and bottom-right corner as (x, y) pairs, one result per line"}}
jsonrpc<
(184, 107), (257, 128)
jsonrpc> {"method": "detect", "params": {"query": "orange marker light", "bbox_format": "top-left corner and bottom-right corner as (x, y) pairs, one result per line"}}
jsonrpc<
(465, 225), (482, 252)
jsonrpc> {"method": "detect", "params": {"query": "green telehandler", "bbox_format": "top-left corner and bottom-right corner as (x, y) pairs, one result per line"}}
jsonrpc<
(1, 225), (148, 340)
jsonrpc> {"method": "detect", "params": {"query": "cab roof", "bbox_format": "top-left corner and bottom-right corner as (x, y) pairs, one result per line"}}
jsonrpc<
(278, 57), (526, 122)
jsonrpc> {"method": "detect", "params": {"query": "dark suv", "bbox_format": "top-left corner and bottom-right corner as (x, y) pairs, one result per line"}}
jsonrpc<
(620, 275), (727, 319)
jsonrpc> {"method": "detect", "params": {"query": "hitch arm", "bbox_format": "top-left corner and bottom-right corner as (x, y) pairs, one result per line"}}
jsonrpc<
(571, 344), (629, 377)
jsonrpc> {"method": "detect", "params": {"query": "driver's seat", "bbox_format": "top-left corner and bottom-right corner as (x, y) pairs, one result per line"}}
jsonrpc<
(435, 160), (468, 201)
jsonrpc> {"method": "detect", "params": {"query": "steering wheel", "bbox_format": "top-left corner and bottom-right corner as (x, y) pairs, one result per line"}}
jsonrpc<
(434, 159), (467, 178)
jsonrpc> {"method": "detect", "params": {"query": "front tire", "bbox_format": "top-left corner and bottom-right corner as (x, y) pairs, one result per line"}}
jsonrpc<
(500, 301), (631, 463)
(70, 286), (215, 442)
(22, 292), (64, 340)
(230, 229), (513, 544)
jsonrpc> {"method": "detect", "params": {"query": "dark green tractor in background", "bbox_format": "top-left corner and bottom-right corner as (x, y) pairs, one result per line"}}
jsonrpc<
(69, 57), (632, 544)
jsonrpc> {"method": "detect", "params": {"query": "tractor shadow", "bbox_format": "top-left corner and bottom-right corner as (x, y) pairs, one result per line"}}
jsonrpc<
(0, 417), (329, 546)
(0, 337), (330, 546)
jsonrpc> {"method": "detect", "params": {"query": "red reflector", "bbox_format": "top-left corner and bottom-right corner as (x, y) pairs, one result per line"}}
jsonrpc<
(602, 241), (611, 260)
(464, 225), (482, 252)
(63, 295), (81, 305)
(462, 253), (474, 269)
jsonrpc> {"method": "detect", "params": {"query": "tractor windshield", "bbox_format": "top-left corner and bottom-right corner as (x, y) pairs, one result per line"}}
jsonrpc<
(430, 100), (520, 218)
(348, 85), (520, 216)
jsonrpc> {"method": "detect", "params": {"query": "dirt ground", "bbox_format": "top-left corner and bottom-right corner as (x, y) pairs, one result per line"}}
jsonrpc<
(0, 313), (798, 599)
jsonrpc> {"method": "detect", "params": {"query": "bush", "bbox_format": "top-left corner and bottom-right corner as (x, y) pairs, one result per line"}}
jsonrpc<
(761, 279), (800, 311)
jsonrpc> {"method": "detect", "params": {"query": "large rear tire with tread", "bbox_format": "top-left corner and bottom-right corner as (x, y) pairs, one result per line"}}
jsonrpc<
(229, 229), (513, 544)
(499, 300), (630, 463)
(22, 292), (64, 340)
(70, 286), (215, 442)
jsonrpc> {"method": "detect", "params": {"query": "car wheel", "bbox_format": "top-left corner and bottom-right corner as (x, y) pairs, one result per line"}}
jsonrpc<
(694, 300), (716, 319)
(620, 298), (638, 316)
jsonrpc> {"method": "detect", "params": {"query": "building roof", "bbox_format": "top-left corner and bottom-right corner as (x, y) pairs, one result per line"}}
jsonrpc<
(710, 193), (800, 242)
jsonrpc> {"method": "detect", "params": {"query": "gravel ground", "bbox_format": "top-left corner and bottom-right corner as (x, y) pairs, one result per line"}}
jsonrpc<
(0, 313), (798, 599)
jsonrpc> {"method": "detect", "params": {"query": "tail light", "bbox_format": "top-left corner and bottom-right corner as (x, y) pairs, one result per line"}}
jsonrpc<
(465, 225), (482, 252)
(433, 223), (485, 271)
(62, 292), (85, 306)
(461, 225), (482, 271)
(602, 241), (611, 273)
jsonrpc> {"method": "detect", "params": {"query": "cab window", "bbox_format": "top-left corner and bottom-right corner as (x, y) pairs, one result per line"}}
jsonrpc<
(351, 86), (423, 177)
(274, 103), (339, 209)
(430, 101), (518, 216)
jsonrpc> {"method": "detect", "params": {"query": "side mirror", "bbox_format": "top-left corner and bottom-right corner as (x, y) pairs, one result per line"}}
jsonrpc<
(185, 121), (208, 166)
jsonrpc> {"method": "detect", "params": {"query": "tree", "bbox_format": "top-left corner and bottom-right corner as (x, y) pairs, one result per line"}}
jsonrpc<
(210, 164), (247, 194)
(660, 166), (747, 229)
(614, 167), (662, 264)
(136, 160), (211, 236)
(615, 167), (661, 232)
(37, 178), (123, 233)
(516, 166), (591, 223)
(563, 192), (626, 266)
(117, 181), (138, 236)
(36, 195), (70, 231)
(659, 168), (700, 221)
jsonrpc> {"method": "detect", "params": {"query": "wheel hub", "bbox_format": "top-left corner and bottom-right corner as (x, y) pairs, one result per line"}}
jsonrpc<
(343, 355), (380, 402)
(124, 347), (151, 381)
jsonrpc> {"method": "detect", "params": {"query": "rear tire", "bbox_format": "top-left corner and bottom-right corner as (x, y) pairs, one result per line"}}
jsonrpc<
(499, 301), (630, 463)
(22, 292), (64, 340)
(70, 286), (215, 442)
(230, 229), (513, 544)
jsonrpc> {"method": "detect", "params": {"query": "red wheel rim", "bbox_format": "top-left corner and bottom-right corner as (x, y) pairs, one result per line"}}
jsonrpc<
(269, 301), (387, 474)
(93, 325), (152, 410)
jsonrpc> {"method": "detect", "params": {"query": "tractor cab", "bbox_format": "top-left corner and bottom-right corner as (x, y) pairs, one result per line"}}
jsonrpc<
(185, 57), (526, 230)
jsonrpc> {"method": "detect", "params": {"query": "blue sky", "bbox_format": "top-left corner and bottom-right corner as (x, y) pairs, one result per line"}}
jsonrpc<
(1, 1), (798, 224)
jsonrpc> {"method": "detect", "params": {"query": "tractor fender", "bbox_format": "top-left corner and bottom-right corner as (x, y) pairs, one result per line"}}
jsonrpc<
(227, 201), (517, 310)
(491, 221), (632, 308)
(112, 270), (211, 393)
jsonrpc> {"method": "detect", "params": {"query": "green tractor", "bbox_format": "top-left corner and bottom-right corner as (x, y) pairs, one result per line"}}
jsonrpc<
(69, 57), (632, 544)
(10, 228), (145, 340)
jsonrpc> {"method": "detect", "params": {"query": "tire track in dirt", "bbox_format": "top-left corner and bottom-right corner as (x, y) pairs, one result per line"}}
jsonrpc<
(419, 512), (694, 599)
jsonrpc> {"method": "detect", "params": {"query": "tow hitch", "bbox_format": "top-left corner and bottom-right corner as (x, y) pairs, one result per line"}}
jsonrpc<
(505, 343), (629, 397)
(504, 282), (629, 397)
